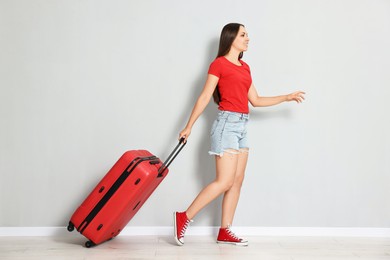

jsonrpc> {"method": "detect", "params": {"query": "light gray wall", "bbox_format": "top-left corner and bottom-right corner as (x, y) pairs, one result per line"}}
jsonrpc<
(1, 0), (389, 228)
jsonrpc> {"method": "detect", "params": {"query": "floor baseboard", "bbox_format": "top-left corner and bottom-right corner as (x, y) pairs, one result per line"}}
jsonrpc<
(1, 226), (389, 237)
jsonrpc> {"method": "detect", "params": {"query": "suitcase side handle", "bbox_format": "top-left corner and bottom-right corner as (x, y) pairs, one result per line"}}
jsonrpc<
(158, 138), (186, 177)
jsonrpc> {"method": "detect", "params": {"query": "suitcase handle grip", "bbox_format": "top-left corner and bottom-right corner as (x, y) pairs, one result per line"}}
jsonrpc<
(158, 138), (186, 177)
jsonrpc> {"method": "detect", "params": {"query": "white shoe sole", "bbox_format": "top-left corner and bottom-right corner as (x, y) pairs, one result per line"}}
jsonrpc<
(217, 240), (249, 246)
(173, 212), (184, 246)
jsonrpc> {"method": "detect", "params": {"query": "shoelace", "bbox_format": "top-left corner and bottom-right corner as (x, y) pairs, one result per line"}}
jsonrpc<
(180, 219), (193, 237)
(226, 225), (241, 241)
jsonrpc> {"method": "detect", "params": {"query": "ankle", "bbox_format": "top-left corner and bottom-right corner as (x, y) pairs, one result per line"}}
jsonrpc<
(185, 210), (194, 220)
(220, 223), (231, 229)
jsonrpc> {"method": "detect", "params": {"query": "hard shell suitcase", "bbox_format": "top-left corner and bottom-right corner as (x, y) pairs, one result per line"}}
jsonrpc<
(67, 139), (186, 247)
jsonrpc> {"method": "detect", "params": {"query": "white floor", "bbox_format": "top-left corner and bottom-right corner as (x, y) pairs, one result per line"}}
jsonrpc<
(1, 235), (390, 260)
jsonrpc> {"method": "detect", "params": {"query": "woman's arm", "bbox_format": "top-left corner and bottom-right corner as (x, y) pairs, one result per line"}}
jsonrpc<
(248, 83), (305, 107)
(179, 74), (219, 141)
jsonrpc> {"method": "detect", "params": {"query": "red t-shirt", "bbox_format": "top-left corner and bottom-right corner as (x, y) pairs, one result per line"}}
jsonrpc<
(208, 56), (252, 114)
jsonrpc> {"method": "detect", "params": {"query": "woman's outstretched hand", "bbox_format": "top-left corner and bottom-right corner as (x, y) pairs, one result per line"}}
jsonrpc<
(287, 91), (306, 103)
(179, 127), (191, 143)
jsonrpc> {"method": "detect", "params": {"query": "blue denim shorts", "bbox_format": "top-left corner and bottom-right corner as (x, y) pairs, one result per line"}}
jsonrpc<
(209, 110), (249, 156)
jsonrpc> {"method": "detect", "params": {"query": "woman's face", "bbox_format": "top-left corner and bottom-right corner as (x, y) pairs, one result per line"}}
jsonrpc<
(232, 26), (249, 52)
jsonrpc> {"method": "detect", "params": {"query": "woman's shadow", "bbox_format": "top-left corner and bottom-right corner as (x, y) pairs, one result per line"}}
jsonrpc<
(169, 37), (222, 228)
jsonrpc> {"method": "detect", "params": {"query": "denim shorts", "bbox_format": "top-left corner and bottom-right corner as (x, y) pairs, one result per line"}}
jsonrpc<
(209, 110), (249, 156)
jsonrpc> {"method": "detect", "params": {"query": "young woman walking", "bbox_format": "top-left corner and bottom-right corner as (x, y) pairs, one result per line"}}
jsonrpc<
(174, 23), (305, 246)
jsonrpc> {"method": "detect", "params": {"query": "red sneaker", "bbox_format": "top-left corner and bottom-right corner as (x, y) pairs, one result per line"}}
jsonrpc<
(217, 226), (248, 246)
(173, 211), (192, 246)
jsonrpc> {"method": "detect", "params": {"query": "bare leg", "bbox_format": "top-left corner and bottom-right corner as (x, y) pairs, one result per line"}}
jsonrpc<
(221, 149), (249, 228)
(185, 151), (239, 220)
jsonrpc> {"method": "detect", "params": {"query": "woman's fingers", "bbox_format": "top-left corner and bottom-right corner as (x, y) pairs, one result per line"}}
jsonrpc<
(291, 91), (306, 103)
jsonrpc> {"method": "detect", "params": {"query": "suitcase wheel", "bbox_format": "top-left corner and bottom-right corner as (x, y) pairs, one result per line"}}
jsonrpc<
(85, 240), (95, 248)
(67, 222), (75, 232)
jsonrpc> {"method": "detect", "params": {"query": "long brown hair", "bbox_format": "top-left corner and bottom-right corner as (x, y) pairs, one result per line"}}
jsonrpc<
(213, 23), (245, 104)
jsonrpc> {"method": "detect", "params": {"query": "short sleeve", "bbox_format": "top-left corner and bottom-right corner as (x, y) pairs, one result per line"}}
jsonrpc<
(208, 59), (221, 78)
(241, 60), (251, 75)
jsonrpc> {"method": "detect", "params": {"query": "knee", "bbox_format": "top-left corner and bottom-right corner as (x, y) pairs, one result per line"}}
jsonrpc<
(216, 175), (245, 192)
(218, 179), (235, 192)
(232, 175), (245, 190)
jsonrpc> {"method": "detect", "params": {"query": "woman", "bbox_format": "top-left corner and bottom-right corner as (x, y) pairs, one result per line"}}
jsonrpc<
(174, 23), (305, 246)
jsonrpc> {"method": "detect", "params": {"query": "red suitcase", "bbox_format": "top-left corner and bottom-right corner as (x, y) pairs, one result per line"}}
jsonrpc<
(67, 139), (186, 247)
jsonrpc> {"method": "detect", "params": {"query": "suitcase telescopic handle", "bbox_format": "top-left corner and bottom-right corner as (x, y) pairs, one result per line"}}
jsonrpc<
(158, 138), (186, 177)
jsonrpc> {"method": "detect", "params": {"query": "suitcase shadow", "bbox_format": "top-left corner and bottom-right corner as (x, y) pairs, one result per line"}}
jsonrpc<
(51, 227), (89, 247)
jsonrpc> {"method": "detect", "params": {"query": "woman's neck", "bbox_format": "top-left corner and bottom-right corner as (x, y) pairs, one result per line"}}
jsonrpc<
(224, 50), (241, 65)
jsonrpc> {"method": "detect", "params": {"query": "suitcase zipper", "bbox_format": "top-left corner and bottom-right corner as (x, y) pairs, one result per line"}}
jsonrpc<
(78, 155), (158, 234)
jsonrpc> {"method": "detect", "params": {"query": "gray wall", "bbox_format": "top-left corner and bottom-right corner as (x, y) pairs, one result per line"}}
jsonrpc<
(1, 0), (389, 228)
